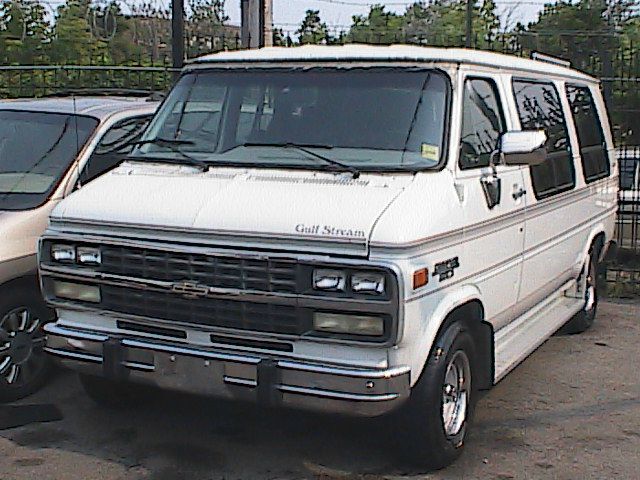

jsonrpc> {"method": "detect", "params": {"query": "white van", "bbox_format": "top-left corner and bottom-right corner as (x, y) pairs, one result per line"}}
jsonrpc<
(39, 46), (618, 469)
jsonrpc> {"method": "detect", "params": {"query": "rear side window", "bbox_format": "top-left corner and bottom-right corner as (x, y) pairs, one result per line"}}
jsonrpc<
(512, 79), (575, 199)
(459, 78), (505, 169)
(566, 84), (610, 182)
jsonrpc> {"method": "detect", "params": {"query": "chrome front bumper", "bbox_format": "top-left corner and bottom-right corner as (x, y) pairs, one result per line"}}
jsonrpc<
(44, 323), (411, 417)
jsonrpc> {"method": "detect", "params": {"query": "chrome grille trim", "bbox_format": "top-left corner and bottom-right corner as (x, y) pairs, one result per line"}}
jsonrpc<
(100, 245), (299, 294)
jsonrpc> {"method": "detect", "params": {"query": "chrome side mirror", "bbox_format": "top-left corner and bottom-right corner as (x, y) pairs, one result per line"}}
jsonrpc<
(500, 130), (547, 166)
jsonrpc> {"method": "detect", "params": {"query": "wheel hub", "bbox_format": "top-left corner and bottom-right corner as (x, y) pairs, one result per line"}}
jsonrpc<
(0, 306), (44, 385)
(8, 333), (33, 364)
(441, 350), (471, 438)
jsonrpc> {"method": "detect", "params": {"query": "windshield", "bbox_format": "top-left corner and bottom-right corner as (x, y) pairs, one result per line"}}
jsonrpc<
(132, 68), (449, 172)
(0, 111), (98, 211)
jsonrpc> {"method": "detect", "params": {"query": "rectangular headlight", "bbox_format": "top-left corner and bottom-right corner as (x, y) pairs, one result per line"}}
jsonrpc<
(313, 312), (384, 336)
(51, 244), (76, 263)
(53, 281), (101, 303)
(313, 269), (346, 291)
(351, 272), (385, 294)
(77, 247), (102, 266)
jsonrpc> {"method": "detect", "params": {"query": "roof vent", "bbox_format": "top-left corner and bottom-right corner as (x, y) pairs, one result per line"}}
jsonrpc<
(531, 52), (571, 68)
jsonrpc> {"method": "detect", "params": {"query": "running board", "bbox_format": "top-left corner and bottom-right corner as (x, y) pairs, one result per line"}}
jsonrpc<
(494, 281), (584, 382)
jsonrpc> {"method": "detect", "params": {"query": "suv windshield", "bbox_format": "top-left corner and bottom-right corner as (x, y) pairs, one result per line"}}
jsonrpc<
(131, 68), (449, 172)
(0, 110), (98, 211)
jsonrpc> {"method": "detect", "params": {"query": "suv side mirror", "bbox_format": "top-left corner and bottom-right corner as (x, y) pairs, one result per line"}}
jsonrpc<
(500, 130), (547, 166)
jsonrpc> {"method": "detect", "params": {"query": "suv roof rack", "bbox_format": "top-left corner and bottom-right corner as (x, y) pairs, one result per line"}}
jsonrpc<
(530, 52), (571, 68)
(44, 88), (165, 101)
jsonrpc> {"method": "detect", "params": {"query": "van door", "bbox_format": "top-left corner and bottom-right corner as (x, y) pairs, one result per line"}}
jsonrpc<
(455, 74), (526, 330)
(511, 79), (578, 309)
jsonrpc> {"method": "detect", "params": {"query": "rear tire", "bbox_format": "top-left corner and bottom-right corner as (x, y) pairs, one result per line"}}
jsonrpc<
(79, 374), (155, 409)
(396, 322), (477, 470)
(564, 250), (598, 334)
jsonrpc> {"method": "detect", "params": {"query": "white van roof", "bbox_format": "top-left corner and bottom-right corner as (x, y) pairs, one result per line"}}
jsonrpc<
(191, 44), (596, 83)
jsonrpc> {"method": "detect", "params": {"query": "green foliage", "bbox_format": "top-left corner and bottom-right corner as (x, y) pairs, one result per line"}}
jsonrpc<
(296, 9), (330, 45)
(0, 0), (50, 64)
(402, 0), (500, 48)
(346, 5), (404, 44)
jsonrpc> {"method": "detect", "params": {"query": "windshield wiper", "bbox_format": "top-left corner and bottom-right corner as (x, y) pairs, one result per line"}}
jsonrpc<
(242, 142), (361, 179)
(130, 138), (210, 172)
(131, 137), (195, 147)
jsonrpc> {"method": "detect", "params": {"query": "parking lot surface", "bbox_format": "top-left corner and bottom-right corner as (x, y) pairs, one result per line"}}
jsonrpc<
(0, 300), (638, 480)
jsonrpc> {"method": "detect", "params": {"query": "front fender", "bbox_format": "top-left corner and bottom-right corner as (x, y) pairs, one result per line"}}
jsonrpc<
(392, 284), (483, 386)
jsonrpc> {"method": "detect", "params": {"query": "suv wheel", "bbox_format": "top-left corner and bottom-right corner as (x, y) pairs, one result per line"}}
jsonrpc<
(564, 251), (598, 334)
(397, 322), (477, 470)
(0, 292), (53, 402)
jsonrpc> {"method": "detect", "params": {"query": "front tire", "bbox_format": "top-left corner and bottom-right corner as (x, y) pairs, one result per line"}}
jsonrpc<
(0, 291), (54, 403)
(397, 322), (477, 470)
(564, 250), (598, 334)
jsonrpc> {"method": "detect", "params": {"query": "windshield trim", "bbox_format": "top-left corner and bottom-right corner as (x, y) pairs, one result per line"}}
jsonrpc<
(124, 158), (422, 175)
(157, 66), (452, 173)
(0, 110), (100, 212)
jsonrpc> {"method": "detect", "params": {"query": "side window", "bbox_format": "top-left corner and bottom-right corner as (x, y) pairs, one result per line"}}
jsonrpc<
(566, 84), (610, 183)
(459, 78), (505, 169)
(512, 79), (575, 199)
(79, 115), (151, 186)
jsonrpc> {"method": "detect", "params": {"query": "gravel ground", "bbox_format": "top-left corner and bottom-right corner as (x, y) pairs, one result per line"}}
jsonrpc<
(0, 300), (638, 480)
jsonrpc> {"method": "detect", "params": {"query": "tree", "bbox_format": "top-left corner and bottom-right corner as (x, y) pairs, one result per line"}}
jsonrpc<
(186, 0), (229, 55)
(0, 0), (50, 64)
(400, 0), (500, 48)
(346, 5), (404, 44)
(49, 0), (105, 64)
(296, 9), (330, 45)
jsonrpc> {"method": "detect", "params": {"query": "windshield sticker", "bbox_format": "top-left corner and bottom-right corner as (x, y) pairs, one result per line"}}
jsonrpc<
(421, 144), (440, 161)
(295, 224), (366, 238)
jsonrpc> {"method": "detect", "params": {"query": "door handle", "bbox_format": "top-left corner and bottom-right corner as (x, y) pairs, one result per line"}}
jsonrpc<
(512, 187), (527, 200)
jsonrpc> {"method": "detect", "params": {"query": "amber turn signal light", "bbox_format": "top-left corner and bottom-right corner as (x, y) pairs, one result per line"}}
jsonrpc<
(413, 268), (429, 290)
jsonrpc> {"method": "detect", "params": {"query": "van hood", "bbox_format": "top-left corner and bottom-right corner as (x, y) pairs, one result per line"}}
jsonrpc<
(50, 162), (413, 256)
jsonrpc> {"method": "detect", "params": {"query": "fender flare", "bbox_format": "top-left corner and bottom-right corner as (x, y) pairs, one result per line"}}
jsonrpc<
(581, 224), (608, 266)
(411, 284), (485, 384)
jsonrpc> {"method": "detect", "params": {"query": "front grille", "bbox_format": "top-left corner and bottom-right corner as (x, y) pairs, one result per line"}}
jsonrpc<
(101, 285), (308, 335)
(100, 246), (299, 294)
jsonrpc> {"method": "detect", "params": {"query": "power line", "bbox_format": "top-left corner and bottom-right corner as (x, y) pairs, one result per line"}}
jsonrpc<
(303, 0), (553, 6)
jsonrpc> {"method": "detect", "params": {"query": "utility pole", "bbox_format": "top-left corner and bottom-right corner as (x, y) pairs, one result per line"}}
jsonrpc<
(602, 4), (615, 110)
(171, 0), (184, 70)
(241, 0), (273, 48)
(465, 0), (473, 48)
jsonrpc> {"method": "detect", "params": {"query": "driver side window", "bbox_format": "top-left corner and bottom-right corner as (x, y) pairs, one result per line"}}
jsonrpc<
(459, 78), (505, 170)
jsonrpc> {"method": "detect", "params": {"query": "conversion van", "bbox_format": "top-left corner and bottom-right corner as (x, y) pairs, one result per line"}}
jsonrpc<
(39, 46), (617, 468)
(0, 96), (157, 401)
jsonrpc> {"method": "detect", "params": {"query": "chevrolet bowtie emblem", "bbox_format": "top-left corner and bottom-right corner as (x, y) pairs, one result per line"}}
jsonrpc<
(171, 281), (210, 298)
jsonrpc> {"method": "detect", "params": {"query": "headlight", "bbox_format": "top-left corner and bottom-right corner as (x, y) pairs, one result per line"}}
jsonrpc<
(313, 312), (384, 336)
(51, 244), (76, 263)
(313, 269), (346, 291)
(351, 273), (385, 294)
(53, 281), (101, 303)
(77, 247), (102, 266)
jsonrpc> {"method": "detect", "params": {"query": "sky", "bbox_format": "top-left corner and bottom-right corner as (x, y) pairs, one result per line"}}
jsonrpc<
(224, 0), (546, 35)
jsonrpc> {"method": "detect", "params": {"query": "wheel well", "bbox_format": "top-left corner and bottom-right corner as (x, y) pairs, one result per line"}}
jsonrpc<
(591, 232), (606, 262)
(0, 275), (41, 300)
(441, 300), (494, 391)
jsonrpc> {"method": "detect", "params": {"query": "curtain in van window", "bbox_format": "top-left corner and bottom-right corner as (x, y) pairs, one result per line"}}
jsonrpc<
(512, 80), (575, 199)
(566, 84), (610, 183)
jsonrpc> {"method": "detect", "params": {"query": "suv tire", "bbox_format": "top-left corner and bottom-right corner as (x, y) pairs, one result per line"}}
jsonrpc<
(396, 322), (477, 470)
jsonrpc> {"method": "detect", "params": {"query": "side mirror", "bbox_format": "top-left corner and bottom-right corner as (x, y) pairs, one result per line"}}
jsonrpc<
(500, 130), (547, 166)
